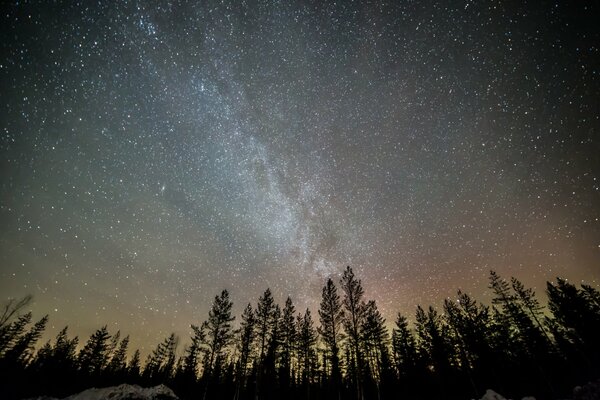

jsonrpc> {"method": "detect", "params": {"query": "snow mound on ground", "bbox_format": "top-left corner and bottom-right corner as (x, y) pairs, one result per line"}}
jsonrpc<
(64, 384), (177, 400)
(478, 389), (535, 400)
(480, 390), (508, 400)
(26, 384), (178, 400)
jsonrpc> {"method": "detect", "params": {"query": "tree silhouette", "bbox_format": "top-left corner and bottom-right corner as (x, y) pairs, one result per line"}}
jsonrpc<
(319, 277), (344, 398)
(280, 296), (297, 392)
(297, 309), (317, 400)
(202, 290), (235, 377)
(254, 288), (278, 400)
(144, 333), (178, 383)
(180, 324), (205, 382)
(78, 326), (111, 377)
(106, 334), (130, 382)
(128, 349), (141, 379)
(2, 269), (600, 400)
(361, 300), (390, 399)
(0, 312), (33, 358)
(340, 266), (367, 400)
(391, 312), (419, 397)
(201, 290), (235, 400)
(233, 304), (255, 400)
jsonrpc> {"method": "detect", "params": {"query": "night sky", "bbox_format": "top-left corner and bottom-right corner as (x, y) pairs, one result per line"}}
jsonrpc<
(1, 1), (599, 354)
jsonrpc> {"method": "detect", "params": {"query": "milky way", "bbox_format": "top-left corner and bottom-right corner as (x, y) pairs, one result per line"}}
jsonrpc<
(1, 1), (598, 353)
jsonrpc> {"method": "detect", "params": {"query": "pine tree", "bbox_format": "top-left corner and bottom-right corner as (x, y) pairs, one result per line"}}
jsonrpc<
(162, 333), (178, 381)
(2, 314), (48, 366)
(254, 288), (278, 400)
(233, 304), (255, 400)
(107, 334), (129, 378)
(255, 288), (277, 361)
(128, 349), (141, 378)
(52, 326), (79, 367)
(511, 278), (552, 346)
(106, 330), (121, 363)
(361, 300), (389, 384)
(391, 313), (417, 378)
(297, 309), (317, 398)
(340, 266), (366, 400)
(237, 304), (255, 375)
(181, 324), (205, 381)
(78, 326), (111, 376)
(280, 297), (297, 386)
(263, 304), (282, 399)
(144, 333), (178, 382)
(415, 305), (456, 396)
(547, 279), (600, 371)
(201, 290), (235, 377)
(0, 312), (32, 357)
(318, 277), (344, 390)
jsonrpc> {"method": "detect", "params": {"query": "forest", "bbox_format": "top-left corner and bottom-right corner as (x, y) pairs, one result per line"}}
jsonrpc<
(1, 267), (599, 400)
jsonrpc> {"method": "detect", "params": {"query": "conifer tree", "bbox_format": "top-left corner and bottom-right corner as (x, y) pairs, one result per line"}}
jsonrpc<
(255, 288), (277, 361)
(236, 304), (255, 376)
(318, 278), (344, 389)
(415, 305), (455, 395)
(2, 314), (48, 366)
(52, 326), (79, 367)
(200, 290), (234, 400)
(0, 312), (32, 357)
(161, 333), (178, 380)
(340, 266), (366, 400)
(181, 324), (205, 381)
(78, 326), (111, 376)
(107, 334), (129, 377)
(144, 333), (178, 382)
(297, 309), (317, 397)
(391, 313), (417, 378)
(234, 304), (255, 400)
(361, 300), (388, 382)
(128, 349), (141, 378)
(201, 290), (235, 377)
(280, 297), (297, 386)
(511, 278), (552, 347)
(547, 279), (600, 369)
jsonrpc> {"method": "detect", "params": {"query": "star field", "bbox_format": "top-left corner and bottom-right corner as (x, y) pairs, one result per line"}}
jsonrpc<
(1, 1), (599, 353)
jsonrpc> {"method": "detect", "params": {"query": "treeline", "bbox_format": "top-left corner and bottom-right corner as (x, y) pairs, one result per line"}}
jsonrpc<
(1, 267), (599, 400)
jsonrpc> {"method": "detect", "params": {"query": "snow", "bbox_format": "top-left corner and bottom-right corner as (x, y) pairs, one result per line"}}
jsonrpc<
(26, 384), (178, 400)
(480, 390), (508, 400)
(478, 389), (535, 400)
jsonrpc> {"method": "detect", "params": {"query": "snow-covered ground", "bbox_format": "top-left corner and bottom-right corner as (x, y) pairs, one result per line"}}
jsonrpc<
(478, 389), (535, 400)
(26, 384), (178, 400)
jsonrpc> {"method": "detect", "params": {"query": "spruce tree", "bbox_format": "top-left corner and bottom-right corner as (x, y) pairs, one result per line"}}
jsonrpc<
(2, 314), (48, 366)
(255, 288), (277, 361)
(144, 333), (178, 382)
(297, 309), (317, 397)
(280, 297), (297, 386)
(318, 277), (344, 389)
(181, 324), (205, 381)
(201, 290), (235, 377)
(128, 349), (141, 379)
(78, 326), (111, 376)
(392, 313), (417, 378)
(107, 334), (129, 379)
(234, 304), (255, 400)
(0, 312), (32, 357)
(340, 266), (366, 400)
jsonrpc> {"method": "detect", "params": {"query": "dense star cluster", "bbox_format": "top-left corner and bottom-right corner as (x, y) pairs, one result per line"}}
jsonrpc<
(0, 1), (598, 353)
